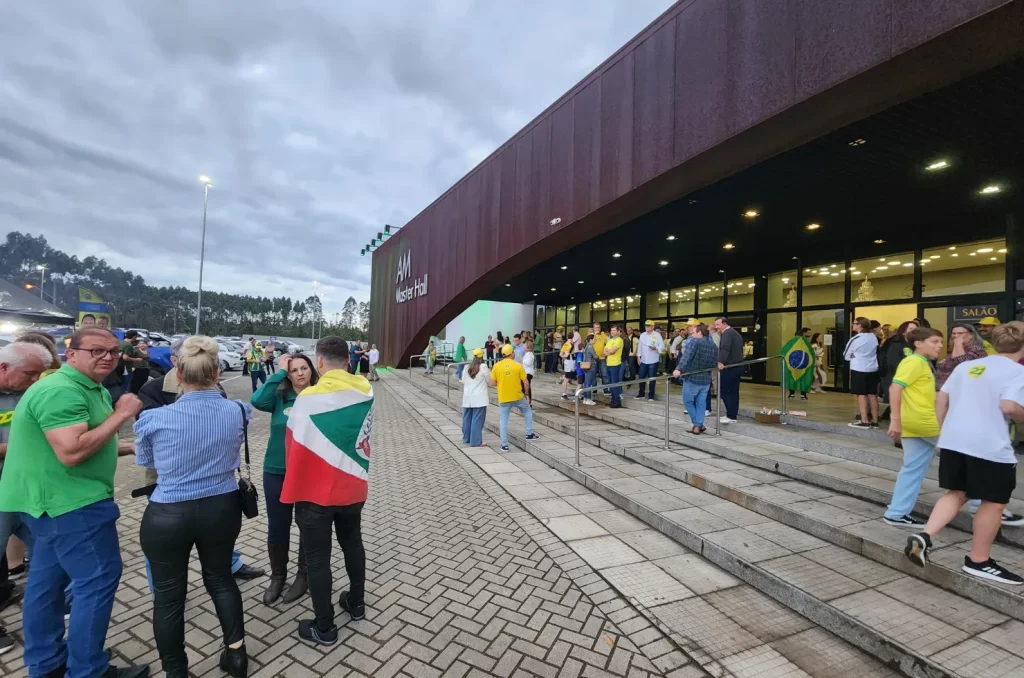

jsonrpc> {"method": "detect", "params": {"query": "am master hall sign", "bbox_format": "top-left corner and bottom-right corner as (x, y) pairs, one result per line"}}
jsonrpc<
(395, 250), (429, 304)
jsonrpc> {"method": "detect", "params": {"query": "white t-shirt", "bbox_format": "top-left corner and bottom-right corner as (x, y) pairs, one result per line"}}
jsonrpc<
(461, 364), (490, 408)
(523, 351), (535, 376)
(638, 331), (664, 365)
(844, 332), (879, 373)
(669, 335), (684, 358)
(368, 349), (379, 365)
(939, 355), (1024, 463)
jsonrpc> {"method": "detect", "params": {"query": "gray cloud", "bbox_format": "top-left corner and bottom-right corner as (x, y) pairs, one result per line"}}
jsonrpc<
(0, 0), (675, 313)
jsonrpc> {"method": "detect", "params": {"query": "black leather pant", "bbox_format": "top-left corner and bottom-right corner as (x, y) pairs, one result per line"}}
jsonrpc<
(295, 502), (365, 630)
(141, 492), (244, 674)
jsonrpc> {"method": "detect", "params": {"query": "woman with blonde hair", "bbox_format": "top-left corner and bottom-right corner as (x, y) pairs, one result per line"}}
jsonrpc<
(134, 336), (250, 678)
(461, 349), (490, 447)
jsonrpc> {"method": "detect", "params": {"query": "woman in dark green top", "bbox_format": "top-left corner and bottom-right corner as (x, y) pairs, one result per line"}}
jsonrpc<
(251, 353), (318, 605)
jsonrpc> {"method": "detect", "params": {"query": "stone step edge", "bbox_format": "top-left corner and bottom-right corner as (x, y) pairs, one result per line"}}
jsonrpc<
(523, 402), (1024, 624)
(406, 377), (957, 678)
(528, 388), (1024, 548)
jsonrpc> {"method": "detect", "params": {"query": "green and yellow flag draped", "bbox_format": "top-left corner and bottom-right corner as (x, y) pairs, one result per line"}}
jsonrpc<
(780, 336), (815, 392)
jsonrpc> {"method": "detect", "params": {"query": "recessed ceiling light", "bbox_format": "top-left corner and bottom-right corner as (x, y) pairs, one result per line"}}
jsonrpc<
(806, 223), (821, 230)
(533, 293), (537, 296)
(550, 287), (556, 291)
(666, 235), (676, 241)
(979, 185), (1002, 194)
(743, 210), (759, 218)
(877, 266), (889, 270)
(969, 253), (976, 256)
(610, 272), (617, 276)
(612, 252), (621, 258)
(879, 258), (886, 262)
(978, 248), (994, 253)
(902, 263), (913, 267)
(577, 280), (584, 284)
(748, 283), (755, 288)
(560, 265), (568, 270)
(951, 253), (959, 257)
(991, 257), (998, 261)
(830, 272), (839, 277)
(659, 260), (669, 266)
(888, 261), (900, 266)
(919, 260), (928, 265)
(848, 138), (867, 147)
(782, 278), (790, 283)
(949, 246), (957, 250)
(818, 268), (829, 273)
(830, 264), (837, 268)
(999, 248), (1008, 253)
(723, 243), (735, 250)
(925, 159), (950, 171)
(874, 239), (885, 244)
(930, 255), (940, 259)
(505, 283), (511, 287)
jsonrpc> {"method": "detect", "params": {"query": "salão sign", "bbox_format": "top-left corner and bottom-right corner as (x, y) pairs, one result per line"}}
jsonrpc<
(395, 249), (428, 303)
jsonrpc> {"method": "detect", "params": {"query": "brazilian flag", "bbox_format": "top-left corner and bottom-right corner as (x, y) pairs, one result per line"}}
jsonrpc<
(780, 336), (815, 392)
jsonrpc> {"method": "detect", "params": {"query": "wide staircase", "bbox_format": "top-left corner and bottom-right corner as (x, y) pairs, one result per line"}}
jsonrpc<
(392, 367), (1024, 678)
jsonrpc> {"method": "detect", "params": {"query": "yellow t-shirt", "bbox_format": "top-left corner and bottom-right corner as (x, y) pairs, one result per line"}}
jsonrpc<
(605, 336), (624, 367)
(493, 358), (527, 404)
(593, 332), (608, 357)
(983, 339), (997, 356)
(892, 354), (939, 438)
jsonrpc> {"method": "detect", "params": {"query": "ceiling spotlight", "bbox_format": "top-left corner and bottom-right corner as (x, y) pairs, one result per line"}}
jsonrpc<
(999, 248), (1008, 253)
(560, 265), (568, 270)
(743, 210), (759, 218)
(505, 283), (511, 287)
(550, 287), (556, 291)
(577, 280), (584, 284)
(830, 272), (839, 276)
(806, 223), (821, 231)
(925, 160), (950, 171)
(666, 235), (677, 241)
(949, 246), (957, 250)
(979, 185), (1002, 195)
(874, 239), (885, 244)
(991, 257), (998, 261)
(659, 260), (669, 266)
(848, 138), (867, 147)
(723, 243), (735, 250)
(978, 248), (994, 253)
(930, 255), (940, 259)
(902, 263), (913, 267)
(877, 266), (889, 270)
(610, 272), (617, 276)
(612, 252), (621, 258)
(533, 293), (537, 297)
(951, 253), (959, 257)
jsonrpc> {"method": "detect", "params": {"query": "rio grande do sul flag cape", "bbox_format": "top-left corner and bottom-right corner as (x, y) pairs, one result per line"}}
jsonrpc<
(280, 369), (374, 507)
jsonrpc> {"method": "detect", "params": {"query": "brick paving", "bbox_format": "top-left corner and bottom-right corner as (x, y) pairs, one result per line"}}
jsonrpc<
(0, 373), (701, 678)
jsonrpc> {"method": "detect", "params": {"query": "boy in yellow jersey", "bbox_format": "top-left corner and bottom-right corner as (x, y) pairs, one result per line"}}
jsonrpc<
(592, 323), (609, 395)
(883, 327), (943, 528)
(490, 344), (539, 452)
(604, 325), (625, 408)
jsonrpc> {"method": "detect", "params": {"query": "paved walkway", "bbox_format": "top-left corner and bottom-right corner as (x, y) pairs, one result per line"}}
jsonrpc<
(0, 374), (697, 678)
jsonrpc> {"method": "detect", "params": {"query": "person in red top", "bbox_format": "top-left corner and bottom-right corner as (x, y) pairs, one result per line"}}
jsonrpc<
(484, 336), (496, 367)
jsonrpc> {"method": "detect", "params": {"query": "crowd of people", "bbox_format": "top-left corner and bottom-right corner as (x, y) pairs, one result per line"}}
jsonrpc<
(0, 330), (374, 677)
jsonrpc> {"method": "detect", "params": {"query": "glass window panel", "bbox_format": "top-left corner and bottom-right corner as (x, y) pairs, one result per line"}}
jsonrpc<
(670, 287), (696, 318)
(626, 294), (641, 319)
(801, 264), (845, 306)
(801, 308), (843, 388)
(851, 252), (914, 301)
(609, 297), (625, 322)
(592, 299), (609, 323)
(727, 278), (754, 312)
(556, 306), (567, 326)
(578, 302), (592, 324)
(535, 305), (545, 326)
(544, 305), (555, 326)
(566, 305), (577, 326)
(767, 270), (798, 308)
(922, 238), (1006, 297)
(645, 291), (668, 320)
(697, 281), (723, 315)
(765, 312), (797, 383)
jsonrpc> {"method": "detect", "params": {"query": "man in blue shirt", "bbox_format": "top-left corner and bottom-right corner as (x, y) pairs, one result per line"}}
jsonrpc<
(513, 334), (526, 363)
(673, 323), (719, 435)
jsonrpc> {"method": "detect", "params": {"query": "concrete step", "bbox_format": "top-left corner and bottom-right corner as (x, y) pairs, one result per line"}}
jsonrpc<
(404, 373), (1024, 678)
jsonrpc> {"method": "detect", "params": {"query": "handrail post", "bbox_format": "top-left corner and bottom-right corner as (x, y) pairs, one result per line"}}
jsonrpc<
(779, 355), (788, 416)
(574, 390), (581, 466)
(446, 363), (451, 404)
(664, 383), (671, 450)
(715, 369), (723, 436)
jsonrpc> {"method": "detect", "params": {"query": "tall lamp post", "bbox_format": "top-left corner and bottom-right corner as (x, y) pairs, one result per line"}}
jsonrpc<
(311, 281), (320, 342)
(195, 175), (214, 335)
(36, 265), (46, 300)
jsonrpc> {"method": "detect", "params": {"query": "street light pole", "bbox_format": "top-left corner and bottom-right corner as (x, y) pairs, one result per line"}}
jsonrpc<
(36, 265), (45, 300)
(195, 176), (213, 334)
(311, 281), (320, 342)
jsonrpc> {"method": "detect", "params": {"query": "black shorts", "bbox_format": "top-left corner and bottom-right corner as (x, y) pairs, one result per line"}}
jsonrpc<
(564, 371), (576, 381)
(850, 370), (880, 396)
(938, 449), (1017, 505)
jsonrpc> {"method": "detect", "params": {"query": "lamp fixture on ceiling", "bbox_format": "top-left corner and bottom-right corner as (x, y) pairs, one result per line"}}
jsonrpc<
(659, 260), (669, 266)
(925, 159), (950, 171)
(979, 184), (1002, 195)
(806, 223), (820, 231)
(560, 265), (567, 270)
(612, 252), (622, 258)
(743, 210), (759, 218)
(848, 138), (867, 147)
(723, 243), (735, 250)
(666, 235), (676, 241)
(874, 239), (885, 244)
(610, 272), (617, 276)
(505, 283), (511, 287)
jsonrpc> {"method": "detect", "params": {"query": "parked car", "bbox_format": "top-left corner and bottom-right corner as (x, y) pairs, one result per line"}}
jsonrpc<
(216, 343), (243, 372)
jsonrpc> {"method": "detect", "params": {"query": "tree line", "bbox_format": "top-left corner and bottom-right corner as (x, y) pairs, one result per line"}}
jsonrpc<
(0, 231), (369, 340)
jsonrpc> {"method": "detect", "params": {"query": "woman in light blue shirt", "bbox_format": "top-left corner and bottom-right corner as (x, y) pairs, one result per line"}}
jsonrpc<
(134, 336), (250, 678)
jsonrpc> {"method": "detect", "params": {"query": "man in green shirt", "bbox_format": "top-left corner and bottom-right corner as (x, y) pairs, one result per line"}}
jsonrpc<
(0, 328), (147, 678)
(455, 336), (467, 378)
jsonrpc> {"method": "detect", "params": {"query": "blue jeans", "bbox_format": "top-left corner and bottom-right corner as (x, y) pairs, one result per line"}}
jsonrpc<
(683, 381), (711, 428)
(456, 364), (465, 379)
(499, 398), (533, 447)
(22, 500), (122, 678)
(250, 369), (266, 392)
(608, 364), (624, 405)
(637, 362), (658, 398)
(583, 368), (597, 395)
(884, 436), (938, 520)
(0, 509), (34, 557)
(146, 550), (244, 594)
(462, 406), (486, 446)
(598, 360), (609, 392)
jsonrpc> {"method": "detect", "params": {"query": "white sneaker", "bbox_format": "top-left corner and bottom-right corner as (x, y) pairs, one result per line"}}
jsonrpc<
(705, 410), (713, 416)
(720, 417), (737, 424)
(584, 399), (596, 406)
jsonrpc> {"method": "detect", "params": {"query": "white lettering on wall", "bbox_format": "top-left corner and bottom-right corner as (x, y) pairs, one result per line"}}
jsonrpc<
(395, 250), (428, 304)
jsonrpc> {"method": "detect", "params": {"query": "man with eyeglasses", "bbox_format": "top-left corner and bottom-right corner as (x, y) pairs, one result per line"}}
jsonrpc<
(0, 328), (148, 678)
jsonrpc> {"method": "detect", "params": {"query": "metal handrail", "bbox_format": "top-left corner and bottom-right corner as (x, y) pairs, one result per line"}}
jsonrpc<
(407, 353), (429, 380)
(572, 355), (785, 465)
(445, 359), (476, 404)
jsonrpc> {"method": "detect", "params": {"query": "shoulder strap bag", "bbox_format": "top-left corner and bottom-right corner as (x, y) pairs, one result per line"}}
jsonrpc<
(236, 401), (259, 519)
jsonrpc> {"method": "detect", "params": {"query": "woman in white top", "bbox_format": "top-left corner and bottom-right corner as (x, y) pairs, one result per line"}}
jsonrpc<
(522, 340), (535, 405)
(461, 348), (490, 447)
(844, 317), (880, 428)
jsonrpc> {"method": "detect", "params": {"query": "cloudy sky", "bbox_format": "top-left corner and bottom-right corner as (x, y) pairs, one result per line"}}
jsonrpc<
(0, 0), (674, 314)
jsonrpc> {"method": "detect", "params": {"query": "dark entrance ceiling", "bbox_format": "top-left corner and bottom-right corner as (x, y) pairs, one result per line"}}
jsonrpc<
(489, 57), (1024, 306)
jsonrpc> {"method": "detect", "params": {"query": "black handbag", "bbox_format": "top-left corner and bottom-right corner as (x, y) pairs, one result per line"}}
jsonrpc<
(236, 402), (259, 519)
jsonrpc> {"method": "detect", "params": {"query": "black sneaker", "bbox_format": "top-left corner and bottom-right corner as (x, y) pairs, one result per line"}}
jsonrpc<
(0, 626), (14, 656)
(962, 557), (1024, 585)
(500, 445), (509, 452)
(869, 421), (880, 429)
(525, 433), (539, 441)
(883, 515), (924, 529)
(634, 394), (644, 400)
(8, 563), (26, 580)
(1002, 511), (1024, 527)
(905, 533), (932, 567)
(339, 591), (366, 620)
(848, 422), (871, 429)
(560, 394), (568, 400)
(103, 665), (149, 678)
(801, 394), (809, 400)
(297, 619), (339, 646)
(233, 564), (265, 580)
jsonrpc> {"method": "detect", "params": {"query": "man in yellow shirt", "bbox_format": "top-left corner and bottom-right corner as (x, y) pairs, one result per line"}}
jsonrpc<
(592, 323), (609, 395)
(604, 325), (625, 408)
(883, 327), (943, 527)
(490, 344), (539, 452)
(976, 316), (999, 355)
